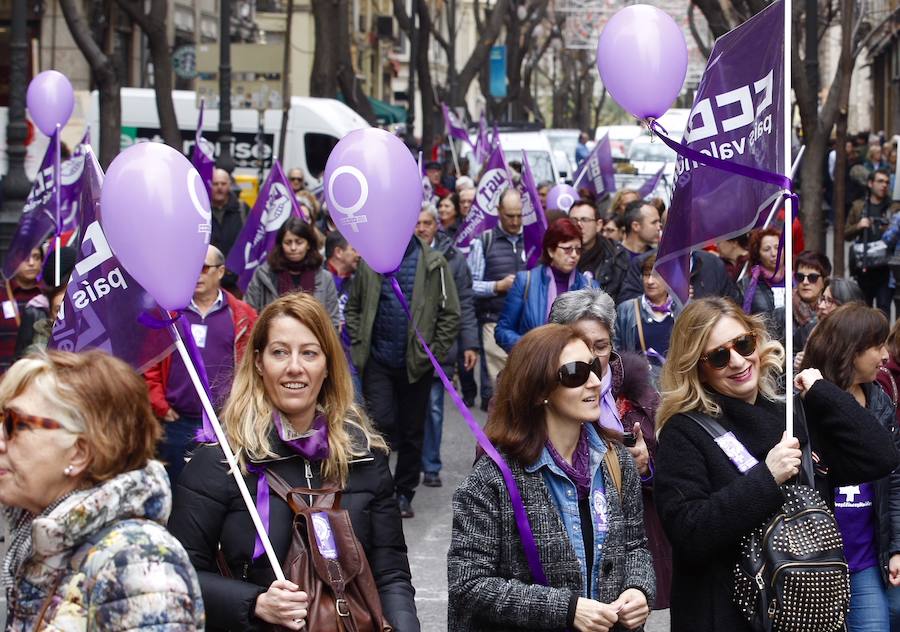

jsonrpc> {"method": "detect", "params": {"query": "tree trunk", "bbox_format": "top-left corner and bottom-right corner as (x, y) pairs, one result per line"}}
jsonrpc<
(312, 0), (376, 124)
(456, 0), (511, 105)
(59, 0), (121, 168)
(115, 0), (179, 149)
(830, 0), (855, 275)
(416, 0), (435, 158)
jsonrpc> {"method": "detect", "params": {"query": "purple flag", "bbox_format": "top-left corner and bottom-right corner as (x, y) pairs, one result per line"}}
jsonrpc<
(49, 147), (175, 372)
(442, 104), (471, 145)
(192, 100), (216, 200)
(455, 143), (510, 253)
(473, 114), (491, 166)
(655, 0), (786, 305)
(573, 133), (617, 197)
(637, 165), (666, 199)
(225, 160), (303, 291)
(3, 131), (94, 279)
(518, 153), (548, 268)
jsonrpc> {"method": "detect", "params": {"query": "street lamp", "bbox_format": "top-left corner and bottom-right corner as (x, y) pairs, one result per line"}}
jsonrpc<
(2, 0), (31, 216)
(218, 0), (236, 173)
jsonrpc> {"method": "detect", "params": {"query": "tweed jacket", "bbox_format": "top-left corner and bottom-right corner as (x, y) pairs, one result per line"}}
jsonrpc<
(447, 441), (655, 631)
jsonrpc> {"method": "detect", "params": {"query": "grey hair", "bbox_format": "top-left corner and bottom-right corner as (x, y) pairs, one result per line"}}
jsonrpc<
(208, 245), (225, 266)
(548, 287), (617, 338)
(420, 202), (439, 223)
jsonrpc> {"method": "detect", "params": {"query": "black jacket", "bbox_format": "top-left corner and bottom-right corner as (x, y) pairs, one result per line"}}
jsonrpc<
(654, 380), (899, 632)
(619, 249), (741, 304)
(859, 382), (900, 584)
(213, 195), (249, 290)
(578, 236), (631, 304)
(168, 425), (419, 631)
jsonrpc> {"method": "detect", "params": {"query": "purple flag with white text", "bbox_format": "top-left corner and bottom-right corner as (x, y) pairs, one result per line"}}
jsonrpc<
(225, 160), (303, 291)
(49, 147), (175, 372)
(455, 143), (510, 253)
(192, 100), (216, 200)
(3, 131), (89, 279)
(573, 133), (617, 197)
(442, 104), (471, 145)
(518, 154), (548, 268)
(655, 0), (786, 305)
(637, 165), (667, 199)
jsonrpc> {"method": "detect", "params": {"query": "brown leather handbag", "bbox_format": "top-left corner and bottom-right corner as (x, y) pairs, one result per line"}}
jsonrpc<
(265, 469), (393, 632)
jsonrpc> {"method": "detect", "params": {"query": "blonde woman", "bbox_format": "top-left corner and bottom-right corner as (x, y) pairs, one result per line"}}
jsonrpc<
(653, 297), (899, 632)
(169, 292), (419, 631)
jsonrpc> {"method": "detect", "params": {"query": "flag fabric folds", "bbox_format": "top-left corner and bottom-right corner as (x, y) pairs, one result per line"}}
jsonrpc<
(573, 133), (617, 197)
(518, 154), (548, 268)
(442, 104), (472, 145)
(454, 143), (511, 253)
(192, 100), (216, 200)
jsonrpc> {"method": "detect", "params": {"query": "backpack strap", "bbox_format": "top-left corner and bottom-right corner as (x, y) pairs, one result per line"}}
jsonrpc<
(603, 441), (623, 499)
(265, 467), (342, 512)
(633, 299), (647, 353)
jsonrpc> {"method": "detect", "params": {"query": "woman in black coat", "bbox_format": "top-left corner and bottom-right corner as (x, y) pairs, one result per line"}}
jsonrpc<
(800, 303), (900, 631)
(168, 293), (419, 631)
(654, 297), (899, 632)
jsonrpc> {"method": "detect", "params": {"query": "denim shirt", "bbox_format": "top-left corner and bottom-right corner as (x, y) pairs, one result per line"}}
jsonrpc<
(526, 424), (609, 599)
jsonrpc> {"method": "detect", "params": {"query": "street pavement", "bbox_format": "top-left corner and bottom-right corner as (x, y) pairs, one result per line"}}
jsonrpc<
(402, 385), (670, 631)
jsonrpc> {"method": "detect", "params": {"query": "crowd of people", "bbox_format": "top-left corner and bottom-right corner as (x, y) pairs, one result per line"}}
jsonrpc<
(0, 130), (897, 632)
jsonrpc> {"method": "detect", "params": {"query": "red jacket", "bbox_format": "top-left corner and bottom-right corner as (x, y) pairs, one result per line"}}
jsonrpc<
(144, 291), (257, 418)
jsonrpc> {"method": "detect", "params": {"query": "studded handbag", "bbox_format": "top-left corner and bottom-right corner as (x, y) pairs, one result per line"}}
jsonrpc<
(685, 410), (850, 632)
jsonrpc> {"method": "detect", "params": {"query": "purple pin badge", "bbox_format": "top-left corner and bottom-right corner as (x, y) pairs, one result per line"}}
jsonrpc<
(311, 512), (338, 560)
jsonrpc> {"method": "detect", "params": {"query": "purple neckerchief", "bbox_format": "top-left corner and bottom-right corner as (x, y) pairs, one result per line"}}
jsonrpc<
(598, 367), (623, 432)
(387, 275), (549, 586)
(546, 426), (592, 499)
(642, 294), (673, 316)
(546, 267), (576, 320)
(250, 411), (330, 559)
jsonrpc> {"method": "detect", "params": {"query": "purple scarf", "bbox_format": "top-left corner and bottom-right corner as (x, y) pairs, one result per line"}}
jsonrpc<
(545, 266), (577, 319)
(546, 426), (592, 499)
(598, 366), (623, 432)
(249, 410), (330, 559)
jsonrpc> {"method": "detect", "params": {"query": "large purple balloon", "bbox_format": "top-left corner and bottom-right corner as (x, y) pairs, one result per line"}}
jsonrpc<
(596, 5), (687, 120)
(546, 184), (580, 212)
(26, 70), (75, 136)
(100, 143), (211, 311)
(324, 128), (421, 274)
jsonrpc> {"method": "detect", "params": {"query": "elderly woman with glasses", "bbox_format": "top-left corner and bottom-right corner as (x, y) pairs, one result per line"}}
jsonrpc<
(495, 218), (598, 353)
(0, 350), (204, 630)
(448, 324), (654, 631)
(654, 297), (899, 632)
(549, 287), (673, 610)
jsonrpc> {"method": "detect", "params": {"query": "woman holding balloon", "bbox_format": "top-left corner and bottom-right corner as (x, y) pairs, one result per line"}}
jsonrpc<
(244, 217), (340, 329)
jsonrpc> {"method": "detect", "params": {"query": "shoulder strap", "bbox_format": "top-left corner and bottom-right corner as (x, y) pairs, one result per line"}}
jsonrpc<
(633, 299), (647, 353)
(682, 411), (729, 439)
(265, 467), (341, 512)
(603, 441), (623, 499)
(480, 229), (494, 255)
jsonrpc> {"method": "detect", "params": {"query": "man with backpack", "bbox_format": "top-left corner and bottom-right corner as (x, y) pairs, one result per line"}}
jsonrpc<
(466, 188), (526, 410)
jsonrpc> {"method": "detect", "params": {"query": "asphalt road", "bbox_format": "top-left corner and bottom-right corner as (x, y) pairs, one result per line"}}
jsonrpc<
(401, 381), (670, 631)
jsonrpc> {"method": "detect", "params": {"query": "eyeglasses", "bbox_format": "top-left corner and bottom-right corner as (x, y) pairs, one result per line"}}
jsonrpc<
(700, 333), (758, 370)
(557, 357), (603, 388)
(818, 295), (838, 307)
(592, 341), (612, 358)
(557, 245), (583, 256)
(201, 263), (223, 274)
(2, 408), (64, 440)
(795, 272), (821, 284)
(571, 217), (596, 225)
(289, 177), (304, 182)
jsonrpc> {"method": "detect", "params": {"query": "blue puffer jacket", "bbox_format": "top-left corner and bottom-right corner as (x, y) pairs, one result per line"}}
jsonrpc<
(494, 264), (598, 352)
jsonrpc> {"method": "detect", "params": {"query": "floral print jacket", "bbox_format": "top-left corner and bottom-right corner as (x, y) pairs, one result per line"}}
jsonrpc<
(6, 460), (204, 630)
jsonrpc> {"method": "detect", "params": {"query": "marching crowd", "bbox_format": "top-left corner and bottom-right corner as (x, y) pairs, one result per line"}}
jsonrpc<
(0, 132), (897, 632)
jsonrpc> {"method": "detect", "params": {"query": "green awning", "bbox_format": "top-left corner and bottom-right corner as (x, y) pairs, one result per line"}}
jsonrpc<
(337, 93), (408, 124)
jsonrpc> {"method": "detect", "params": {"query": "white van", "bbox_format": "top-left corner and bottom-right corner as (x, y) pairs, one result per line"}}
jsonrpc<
(86, 88), (370, 187)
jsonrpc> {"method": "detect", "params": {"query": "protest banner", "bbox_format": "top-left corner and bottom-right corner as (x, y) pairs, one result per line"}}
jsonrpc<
(572, 133), (617, 197)
(455, 142), (511, 253)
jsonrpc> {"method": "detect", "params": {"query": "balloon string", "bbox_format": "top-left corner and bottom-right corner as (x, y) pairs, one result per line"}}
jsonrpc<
(387, 274), (549, 586)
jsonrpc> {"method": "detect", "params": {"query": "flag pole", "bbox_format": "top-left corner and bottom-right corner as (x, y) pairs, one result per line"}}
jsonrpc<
(448, 137), (462, 177)
(55, 124), (62, 288)
(783, 0), (794, 438)
(168, 324), (286, 581)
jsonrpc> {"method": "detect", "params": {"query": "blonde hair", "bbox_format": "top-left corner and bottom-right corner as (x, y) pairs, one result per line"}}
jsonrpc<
(221, 292), (386, 486)
(0, 350), (160, 483)
(656, 297), (784, 432)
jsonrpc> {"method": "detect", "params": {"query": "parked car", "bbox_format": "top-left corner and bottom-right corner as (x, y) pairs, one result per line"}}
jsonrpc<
(594, 125), (645, 160)
(627, 136), (677, 178)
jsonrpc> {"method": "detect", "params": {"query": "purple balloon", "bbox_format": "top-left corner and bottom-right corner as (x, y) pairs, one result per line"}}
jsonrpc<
(26, 70), (75, 136)
(324, 128), (421, 274)
(546, 184), (579, 212)
(100, 142), (211, 311)
(596, 5), (687, 120)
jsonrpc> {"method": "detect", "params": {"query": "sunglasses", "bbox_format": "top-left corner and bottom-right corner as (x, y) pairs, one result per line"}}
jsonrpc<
(201, 263), (223, 274)
(700, 333), (758, 369)
(795, 272), (821, 284)
(2, 408), (64, 440)
(557, 357), (604, 388)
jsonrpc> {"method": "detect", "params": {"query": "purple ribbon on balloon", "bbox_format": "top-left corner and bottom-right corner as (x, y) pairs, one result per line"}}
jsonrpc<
(386, 275), (549, 587)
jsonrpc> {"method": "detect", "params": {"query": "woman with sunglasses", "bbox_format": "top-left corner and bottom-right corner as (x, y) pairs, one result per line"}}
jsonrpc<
(495, 218), (598, 353)
(792, 250), (831, 352)
(654, 297), (898, 632)
(448, 324), (654, 631)
(800, 304), (900, 632)
(0, 350), (204, 630)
